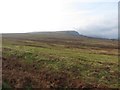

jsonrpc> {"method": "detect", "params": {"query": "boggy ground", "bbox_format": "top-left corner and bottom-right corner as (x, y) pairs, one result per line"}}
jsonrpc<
(2, 34), (119, 89)
(3, 56), (117, 90)
(3, 57), (104, 89)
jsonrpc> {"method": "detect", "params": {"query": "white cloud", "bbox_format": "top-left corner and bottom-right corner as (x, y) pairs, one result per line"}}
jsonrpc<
(0, 0), (118, 39)
(0, 0), (64, 33)
(61, 0), (119, 4)
(76, 16), (118, 39)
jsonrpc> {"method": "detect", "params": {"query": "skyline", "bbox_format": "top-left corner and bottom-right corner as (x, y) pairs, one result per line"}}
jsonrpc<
(0, 0), (119, 39)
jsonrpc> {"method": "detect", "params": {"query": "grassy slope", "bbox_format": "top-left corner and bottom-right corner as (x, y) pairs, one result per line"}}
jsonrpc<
(2, 32), (119, 89)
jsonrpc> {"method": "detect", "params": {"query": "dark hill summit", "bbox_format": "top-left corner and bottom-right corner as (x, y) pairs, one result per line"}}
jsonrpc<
(29, 30), (80, 37)
(2, 31), (82, 39)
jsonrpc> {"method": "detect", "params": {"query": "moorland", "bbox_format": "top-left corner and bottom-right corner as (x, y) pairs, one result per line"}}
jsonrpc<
(2, 31), (119, 89)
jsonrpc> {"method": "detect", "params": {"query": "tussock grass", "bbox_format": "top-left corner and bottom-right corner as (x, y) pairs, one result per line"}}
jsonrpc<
(2, 35), (119, 88)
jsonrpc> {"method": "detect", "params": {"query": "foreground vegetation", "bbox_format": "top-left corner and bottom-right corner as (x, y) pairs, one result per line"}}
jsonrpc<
(2, 32), (119, 89)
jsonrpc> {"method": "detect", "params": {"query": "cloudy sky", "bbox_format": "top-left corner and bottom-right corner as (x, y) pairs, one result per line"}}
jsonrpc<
(0, 0), (118, 39)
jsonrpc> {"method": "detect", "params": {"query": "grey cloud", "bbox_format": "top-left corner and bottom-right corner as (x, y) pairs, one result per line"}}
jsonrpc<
(77, 19), (118, 39)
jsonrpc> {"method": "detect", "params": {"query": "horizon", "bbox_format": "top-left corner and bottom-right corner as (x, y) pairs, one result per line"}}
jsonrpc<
(2, 30), (118, 40)
(0, 0), (118, 39)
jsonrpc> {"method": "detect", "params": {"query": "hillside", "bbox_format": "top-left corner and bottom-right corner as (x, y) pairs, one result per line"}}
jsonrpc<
(2, 31), (83, 39)
(2, 31), (118, 49)
(2, 31), (119, 89)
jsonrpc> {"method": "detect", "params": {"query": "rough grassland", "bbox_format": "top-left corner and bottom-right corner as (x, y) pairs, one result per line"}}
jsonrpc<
(2, 33), (119, 89)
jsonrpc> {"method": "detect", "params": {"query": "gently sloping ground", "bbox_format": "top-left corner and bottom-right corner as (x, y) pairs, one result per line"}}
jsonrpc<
(2, 34), (119, 89)
(3, 57), (102, 89)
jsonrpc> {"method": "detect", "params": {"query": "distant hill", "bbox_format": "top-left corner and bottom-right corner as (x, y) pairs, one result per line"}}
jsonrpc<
(2, 30), (117, 41)
(2, 31), (87, 39)
(2, 30), (118, 49)
(29, 31), (80, 37)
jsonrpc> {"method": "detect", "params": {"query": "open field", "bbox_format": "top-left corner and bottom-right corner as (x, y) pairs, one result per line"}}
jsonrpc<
(2, 31), (119, 89)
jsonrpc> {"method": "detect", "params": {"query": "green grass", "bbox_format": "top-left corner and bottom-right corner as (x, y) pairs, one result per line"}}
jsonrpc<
(2, 38), (119, 88)
(2, 81), (12, 90)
